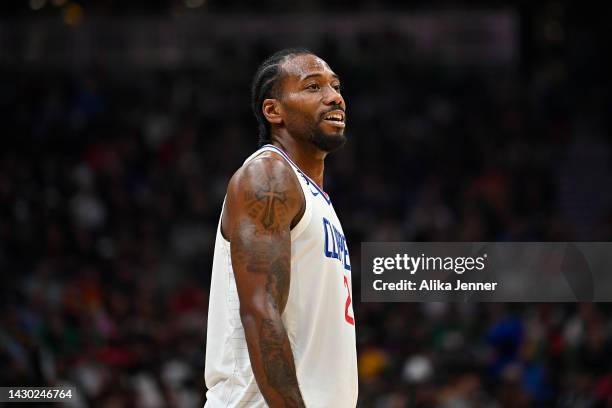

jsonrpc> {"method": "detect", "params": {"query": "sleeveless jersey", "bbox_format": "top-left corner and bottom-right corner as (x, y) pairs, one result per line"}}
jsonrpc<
(205, 144), (358, 408)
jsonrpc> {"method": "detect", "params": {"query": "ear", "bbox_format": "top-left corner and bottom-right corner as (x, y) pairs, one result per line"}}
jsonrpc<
(262, 98), (283, 126)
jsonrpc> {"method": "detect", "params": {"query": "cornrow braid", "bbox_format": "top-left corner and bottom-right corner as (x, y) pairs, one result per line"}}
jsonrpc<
(251, 48), (313, 146)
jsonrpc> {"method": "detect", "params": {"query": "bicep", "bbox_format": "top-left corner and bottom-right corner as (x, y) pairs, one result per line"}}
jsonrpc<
(227, 158), (302, 315)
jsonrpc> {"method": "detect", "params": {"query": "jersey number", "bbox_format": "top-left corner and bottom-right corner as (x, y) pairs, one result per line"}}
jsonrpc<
(344, 275), (355, 325)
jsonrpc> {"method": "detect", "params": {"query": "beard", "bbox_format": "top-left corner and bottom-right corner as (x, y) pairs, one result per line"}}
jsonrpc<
(309, 124), (347, 153)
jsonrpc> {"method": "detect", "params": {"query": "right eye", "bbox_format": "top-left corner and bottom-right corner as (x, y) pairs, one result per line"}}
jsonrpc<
(306, 83), (320, 91)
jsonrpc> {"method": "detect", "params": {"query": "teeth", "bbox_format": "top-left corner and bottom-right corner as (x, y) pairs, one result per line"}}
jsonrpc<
(324, 113), (343, 121)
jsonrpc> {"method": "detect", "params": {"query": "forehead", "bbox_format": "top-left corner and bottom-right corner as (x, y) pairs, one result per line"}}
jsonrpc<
(280, 54), (337, 81)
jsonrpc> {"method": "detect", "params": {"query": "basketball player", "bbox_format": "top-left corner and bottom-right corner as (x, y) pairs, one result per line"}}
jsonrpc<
(204, 48), (357, 407)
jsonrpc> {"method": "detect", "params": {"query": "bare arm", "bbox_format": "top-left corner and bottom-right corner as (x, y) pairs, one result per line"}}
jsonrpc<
(225, 156), (305, 407)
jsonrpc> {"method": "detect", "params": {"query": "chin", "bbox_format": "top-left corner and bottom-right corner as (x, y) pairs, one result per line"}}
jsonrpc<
(311, 131), (347, 153)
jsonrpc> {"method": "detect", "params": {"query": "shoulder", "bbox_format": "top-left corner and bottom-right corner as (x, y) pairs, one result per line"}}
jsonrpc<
(228, 151), (301, 196)
(223, 150), (305, 235)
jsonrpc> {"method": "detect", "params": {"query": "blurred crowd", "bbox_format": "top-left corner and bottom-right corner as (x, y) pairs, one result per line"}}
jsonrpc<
(0, 0), (553, 16)
(2, 1), (612, 407)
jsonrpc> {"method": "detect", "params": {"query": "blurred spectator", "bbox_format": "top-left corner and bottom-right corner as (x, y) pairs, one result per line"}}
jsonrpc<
(1, 1), (611, 407)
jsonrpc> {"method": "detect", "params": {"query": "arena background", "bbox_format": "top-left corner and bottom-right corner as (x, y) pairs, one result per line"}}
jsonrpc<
(1, 1), (611, 406)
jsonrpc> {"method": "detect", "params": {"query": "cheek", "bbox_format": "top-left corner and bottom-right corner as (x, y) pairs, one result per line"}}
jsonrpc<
(286, 113), (317, 135)
(283, 102), (318, 126)
(284, 93), (318, 115)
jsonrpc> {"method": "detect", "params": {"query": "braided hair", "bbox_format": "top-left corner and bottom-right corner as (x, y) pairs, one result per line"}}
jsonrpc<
(251, 48), (313, 146)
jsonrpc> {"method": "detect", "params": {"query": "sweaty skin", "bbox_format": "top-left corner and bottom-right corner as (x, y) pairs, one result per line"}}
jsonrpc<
(221, 53), (346, 408)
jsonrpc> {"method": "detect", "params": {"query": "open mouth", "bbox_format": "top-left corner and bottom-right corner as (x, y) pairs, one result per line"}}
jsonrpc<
(321, 110), (346, 127)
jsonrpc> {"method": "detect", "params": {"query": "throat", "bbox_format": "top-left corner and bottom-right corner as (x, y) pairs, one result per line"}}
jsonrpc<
(270, 140), (326, 189)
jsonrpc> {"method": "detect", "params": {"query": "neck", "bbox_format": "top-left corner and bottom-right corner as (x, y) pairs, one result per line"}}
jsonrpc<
(269, 133), (327, 189)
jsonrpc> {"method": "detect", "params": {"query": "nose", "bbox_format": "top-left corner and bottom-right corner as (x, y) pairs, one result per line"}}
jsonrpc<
(323, 85), (344, 107)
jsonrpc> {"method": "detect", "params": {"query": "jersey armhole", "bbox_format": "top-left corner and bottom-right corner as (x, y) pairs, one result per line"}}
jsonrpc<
(218, 197), (230, 243)
(259, 150), (312, 240)
(289, 179), (312, 240)
(219, 149), (312, 242)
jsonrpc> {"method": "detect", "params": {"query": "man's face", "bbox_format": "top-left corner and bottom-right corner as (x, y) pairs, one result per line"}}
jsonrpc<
(276, 54), (346, 152)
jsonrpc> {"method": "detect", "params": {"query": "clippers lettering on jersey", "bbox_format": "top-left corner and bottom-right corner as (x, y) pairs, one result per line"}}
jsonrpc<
(323, 217), (352, 271)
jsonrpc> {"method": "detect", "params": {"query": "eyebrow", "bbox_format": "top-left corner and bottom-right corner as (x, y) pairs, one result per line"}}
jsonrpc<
(300, 73), (340, 82)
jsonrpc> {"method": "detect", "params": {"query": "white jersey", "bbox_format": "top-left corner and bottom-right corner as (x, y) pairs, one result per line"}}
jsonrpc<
(205, 144), (358, 408)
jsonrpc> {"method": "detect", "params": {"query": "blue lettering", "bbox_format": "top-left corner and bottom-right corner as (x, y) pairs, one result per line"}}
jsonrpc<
(344, 246), (352, 271)
(322, 217), (352, 270)
(330, 223), (339, 259)
(323, 218), (333, 258)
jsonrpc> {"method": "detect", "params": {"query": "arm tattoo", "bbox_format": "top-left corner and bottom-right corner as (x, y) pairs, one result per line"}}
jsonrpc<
(266, 257), (290, 314)
(232, 160), (305, 406)
(244, 173), (290, 234)
(260, 319), (305, 408)
(241, 248), (290, 313)
(257, 188), (287, 230)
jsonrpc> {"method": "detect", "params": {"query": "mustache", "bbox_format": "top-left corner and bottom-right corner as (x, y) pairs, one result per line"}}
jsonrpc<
(320, 105), (345, 120)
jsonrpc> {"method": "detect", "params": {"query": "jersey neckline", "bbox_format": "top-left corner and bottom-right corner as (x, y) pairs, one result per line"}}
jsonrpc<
(259, 144), (331, 204)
